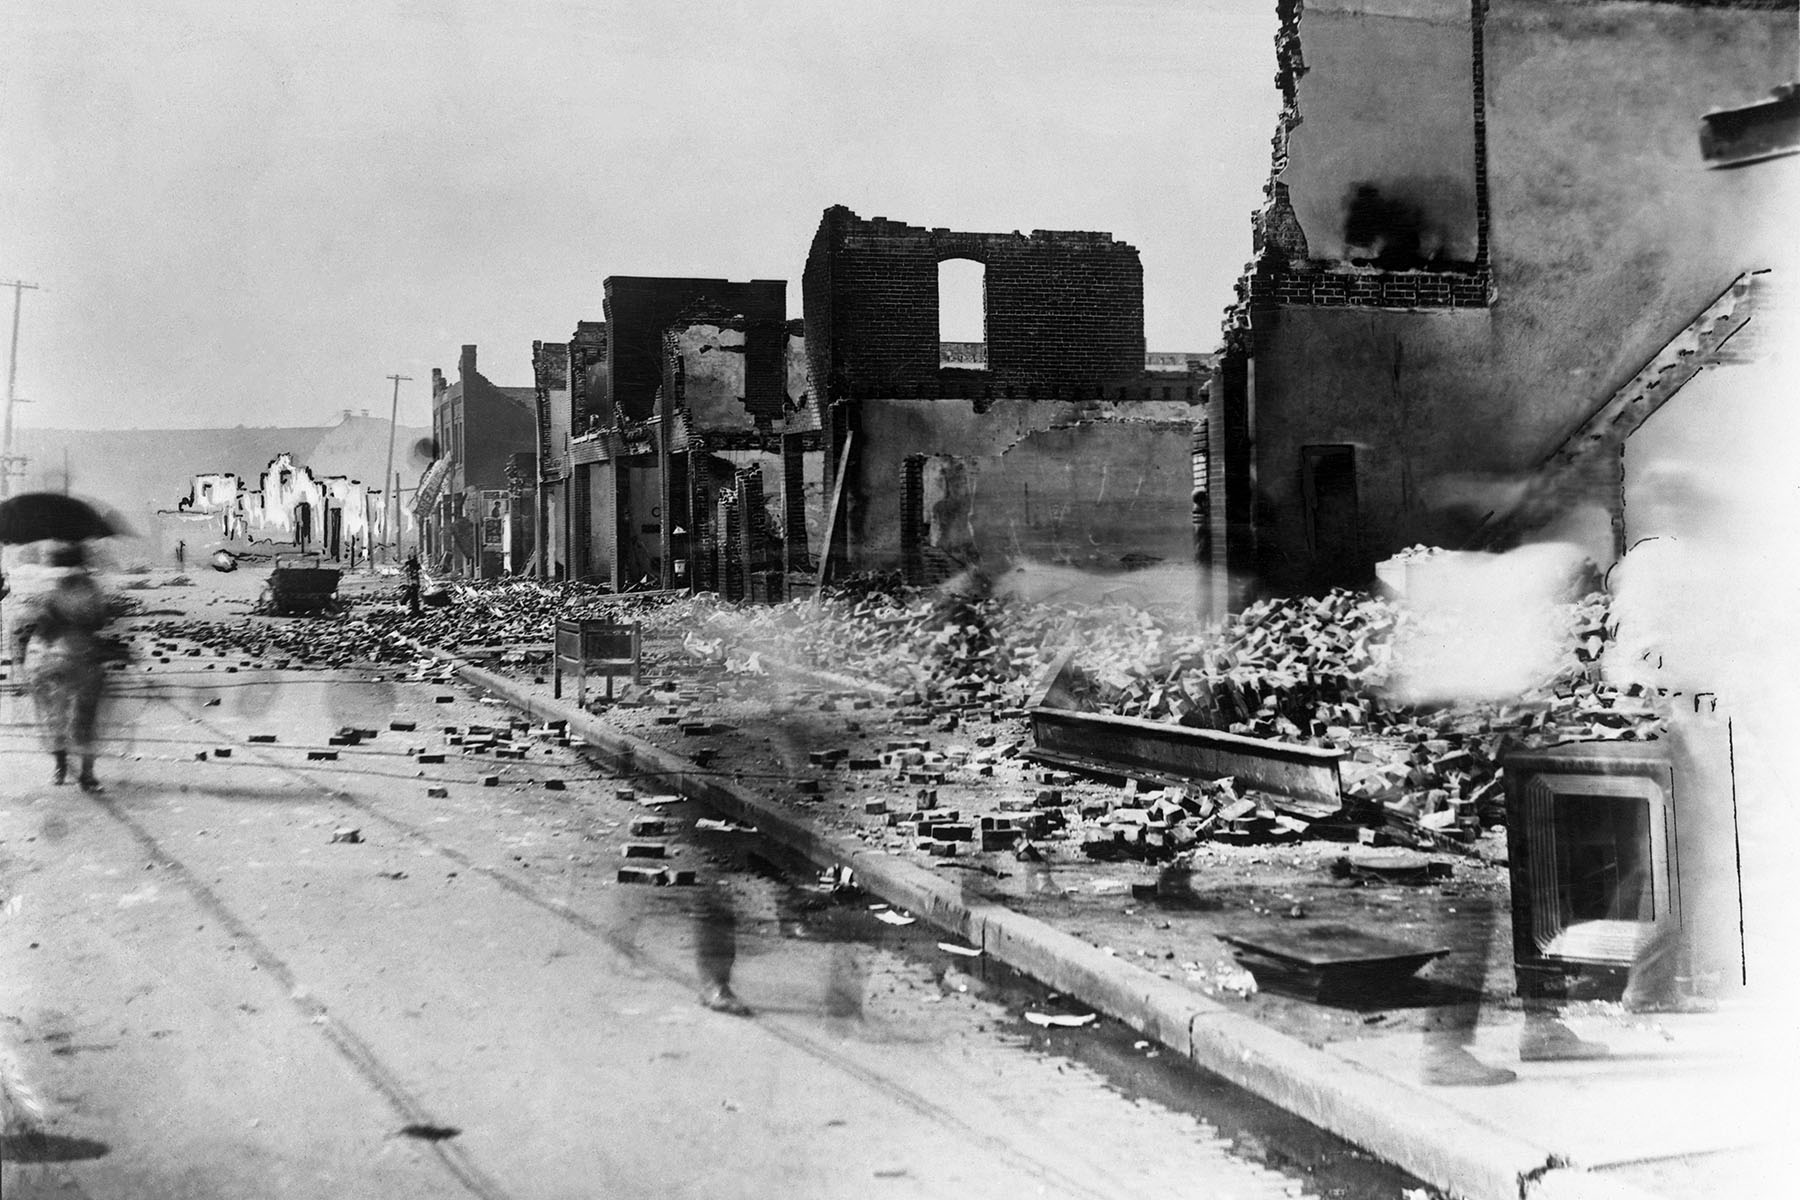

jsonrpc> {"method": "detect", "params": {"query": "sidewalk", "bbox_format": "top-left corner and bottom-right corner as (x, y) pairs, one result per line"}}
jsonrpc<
(419, 631), (1784, 1200)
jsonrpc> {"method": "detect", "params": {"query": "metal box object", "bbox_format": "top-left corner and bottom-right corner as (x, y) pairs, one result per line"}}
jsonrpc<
(553, 618), (641, 704)
(1503, 742), (1680, 1000)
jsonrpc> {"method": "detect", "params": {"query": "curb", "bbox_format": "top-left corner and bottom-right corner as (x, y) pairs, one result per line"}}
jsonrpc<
(438, 650), (1657, 1200)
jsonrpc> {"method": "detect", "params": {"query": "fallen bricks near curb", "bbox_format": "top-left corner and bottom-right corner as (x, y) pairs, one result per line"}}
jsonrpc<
(422, 644), (1655, 1200)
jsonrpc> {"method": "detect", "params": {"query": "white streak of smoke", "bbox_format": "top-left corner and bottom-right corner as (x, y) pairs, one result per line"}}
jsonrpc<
(1382, 542), (1589, 706)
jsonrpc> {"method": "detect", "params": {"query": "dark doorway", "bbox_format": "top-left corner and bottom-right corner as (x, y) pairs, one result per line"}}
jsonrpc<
(1301, 444), (1361, 587)
(293, 499), (313, 549)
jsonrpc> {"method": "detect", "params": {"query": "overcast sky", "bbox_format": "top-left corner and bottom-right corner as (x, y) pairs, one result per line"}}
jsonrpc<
(0, 0), (1277, 432)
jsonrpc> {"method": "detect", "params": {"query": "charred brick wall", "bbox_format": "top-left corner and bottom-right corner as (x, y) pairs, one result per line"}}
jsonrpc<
(899, 454), (926, 586)
(688, 450), (714, 594)
(568, 322), (608, 432)
(603, 277), (786, 423)
(803, 206), (1146, 401)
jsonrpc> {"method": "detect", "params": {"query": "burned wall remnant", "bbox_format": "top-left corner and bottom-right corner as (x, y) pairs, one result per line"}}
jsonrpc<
(658, 313), (819, 595)
(423, 345), (537, 578)
(803, 206), (1147, 402)
(543, 280), (820, 596)
(803, 205), (1200, 580)
(1214, 0), (1797, 602)
(531, 336), (573, 579)
(603, 277), (786, 423)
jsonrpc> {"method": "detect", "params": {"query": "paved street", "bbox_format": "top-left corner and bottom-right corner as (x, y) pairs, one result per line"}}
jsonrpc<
(0, 626), (1407, 1199)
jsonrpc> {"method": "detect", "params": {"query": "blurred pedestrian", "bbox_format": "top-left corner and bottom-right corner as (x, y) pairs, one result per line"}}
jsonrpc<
(402, 552), (422, 615)
(19, 543), (112, 791)
(696, 883), (751, 1016)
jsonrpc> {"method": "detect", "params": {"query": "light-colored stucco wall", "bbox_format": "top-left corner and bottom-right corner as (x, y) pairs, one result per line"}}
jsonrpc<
(851, 396), (1197, 573)
(1243, 0), (1797, 592)
(1280, 0), (1478, 264)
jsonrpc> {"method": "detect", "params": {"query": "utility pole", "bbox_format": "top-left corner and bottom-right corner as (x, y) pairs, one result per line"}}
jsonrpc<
(383, 373), (412, 562)
(1, 279), (42, 499)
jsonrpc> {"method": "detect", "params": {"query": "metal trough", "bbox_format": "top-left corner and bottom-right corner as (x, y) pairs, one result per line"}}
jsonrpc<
(1026, 652), (1345, 812)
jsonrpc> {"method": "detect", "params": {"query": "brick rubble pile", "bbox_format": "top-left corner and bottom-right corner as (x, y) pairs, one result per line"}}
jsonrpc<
(122, 570), (1665, 854)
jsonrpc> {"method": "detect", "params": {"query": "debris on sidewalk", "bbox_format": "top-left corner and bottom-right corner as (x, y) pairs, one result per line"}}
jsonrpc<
(1024, 1010), (1096, 1028)
(694, 817), (756, 833)
(1331, 848), (1453, 886)
(330, 827), (363, 844)
(1218, 925), (1448, 1003)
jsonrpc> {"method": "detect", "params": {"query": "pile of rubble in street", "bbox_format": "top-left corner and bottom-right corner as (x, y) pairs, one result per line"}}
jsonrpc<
(120, 567), (1667, 855)
(1050, 587), (1660, 843)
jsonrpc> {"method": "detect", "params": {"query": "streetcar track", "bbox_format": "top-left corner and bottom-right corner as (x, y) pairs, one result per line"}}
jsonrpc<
(135, 687), (1118, 1200)
(86, 792), (517, 1200)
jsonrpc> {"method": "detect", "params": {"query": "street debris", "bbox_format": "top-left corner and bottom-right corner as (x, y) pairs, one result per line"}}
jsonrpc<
(616, 865), (697, 886)
(1213, 966), (1260, 999)
(330, 828), (363, 844)
(397, 1123), (460, 1142)
(937, 942), (982, 957)
(1024, 1011), (1096, 1028)
(130, 564), (1660, 876)
(694, 817), (756, 833)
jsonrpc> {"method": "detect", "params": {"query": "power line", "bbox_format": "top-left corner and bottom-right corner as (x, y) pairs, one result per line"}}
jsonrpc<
(383, 373), (414, 558)
(1, 278), (43, 499)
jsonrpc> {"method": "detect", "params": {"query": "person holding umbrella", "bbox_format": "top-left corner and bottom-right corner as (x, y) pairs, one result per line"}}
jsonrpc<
(0, 492), (126, 791)
(17, 542), (112, 789)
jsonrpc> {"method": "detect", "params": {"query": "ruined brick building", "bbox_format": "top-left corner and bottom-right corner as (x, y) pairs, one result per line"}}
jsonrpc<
(804, 206), (1207, 586)
(525, 222), (1211, 599)
(1213, 0), (1797, 603)
(416, 345), (537, 578)
(534, 277), (819, 596)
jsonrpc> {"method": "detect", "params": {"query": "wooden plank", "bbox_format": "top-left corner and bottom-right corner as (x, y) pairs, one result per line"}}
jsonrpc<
(1220, 924), (1447, 969)
(814, 430), (855, 594)
(1024, 652), (1343, 807)
(1028, 707), (1344, 810)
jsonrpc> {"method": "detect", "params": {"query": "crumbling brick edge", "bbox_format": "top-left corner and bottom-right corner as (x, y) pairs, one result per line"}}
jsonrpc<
(427, 646), (1654, 1200)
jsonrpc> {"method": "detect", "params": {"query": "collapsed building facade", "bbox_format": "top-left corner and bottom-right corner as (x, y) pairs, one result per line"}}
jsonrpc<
(1213, 0), (1797, 606)
(534, 278), (820, 597)
(416, 345), (538, 578)
(803, 207), (1208, 588)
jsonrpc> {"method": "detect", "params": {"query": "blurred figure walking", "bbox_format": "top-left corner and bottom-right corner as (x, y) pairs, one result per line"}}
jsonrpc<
(696, 883), (751, 1016)
(402, 551), (422, 615)
(20, 543), (113, 791)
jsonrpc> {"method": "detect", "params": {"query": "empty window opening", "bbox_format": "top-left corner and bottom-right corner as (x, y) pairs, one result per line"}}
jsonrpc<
(938, 259), (987, 368)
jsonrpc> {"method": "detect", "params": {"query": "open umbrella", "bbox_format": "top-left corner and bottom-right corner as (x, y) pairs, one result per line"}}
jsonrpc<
(0, 492), (124, 544)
